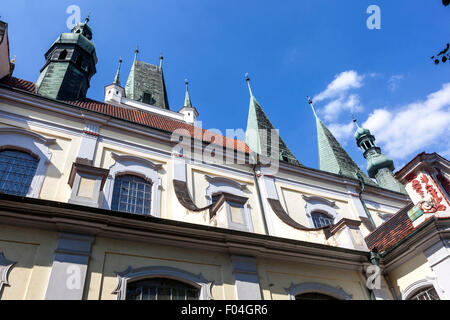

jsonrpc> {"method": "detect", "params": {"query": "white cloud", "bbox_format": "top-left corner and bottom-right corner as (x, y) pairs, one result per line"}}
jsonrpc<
(327, 121), (355, 144)
(363, 83), (450, 160)
(313, 70), (364, 102)
(322, 94), (364, 121)
(387, 74), (404, 92)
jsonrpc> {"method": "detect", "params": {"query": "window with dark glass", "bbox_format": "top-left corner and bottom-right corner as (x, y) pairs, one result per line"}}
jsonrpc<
(111, 175), (152, 215)
(0, 149), (39, 196)
(408, 286), (440, 300)
(311, 211), (333, 228)
(126, 278), (199, 300)
(142, 92), (153, 105)
(58, 49), (68, 60)
(295, 292), (338, 300)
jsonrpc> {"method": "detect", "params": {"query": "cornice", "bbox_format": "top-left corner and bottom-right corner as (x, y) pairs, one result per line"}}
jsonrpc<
(0, 194), (369, 271)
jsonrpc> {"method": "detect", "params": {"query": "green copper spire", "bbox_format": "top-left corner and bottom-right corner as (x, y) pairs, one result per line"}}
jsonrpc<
(353, 119), (406, 194)
(184, 79), (192, 108)
(245, 74), (300, 165)
(308, 97), (375, 185)
(124, 49), (170, 109)
(113, 58), (122, 86)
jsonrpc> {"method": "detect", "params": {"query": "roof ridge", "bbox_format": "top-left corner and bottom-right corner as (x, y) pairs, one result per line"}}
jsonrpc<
(1, 76), (250, 154)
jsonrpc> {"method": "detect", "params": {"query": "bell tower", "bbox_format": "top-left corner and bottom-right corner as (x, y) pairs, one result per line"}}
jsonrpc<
(353, 119), (406, 194)
(35, 17), (97, 100)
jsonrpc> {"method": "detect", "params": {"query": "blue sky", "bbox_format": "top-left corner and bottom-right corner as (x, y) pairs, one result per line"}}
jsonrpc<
(3, 0), (450, 172)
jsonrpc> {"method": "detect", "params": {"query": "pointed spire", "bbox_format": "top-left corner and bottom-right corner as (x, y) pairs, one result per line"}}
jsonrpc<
(245, 73), (254, 97)
(307, 96), (318, 118)
(113, 58), (122, 86)
(307, 98), (375, 185)
(245, 74), (300, 165)
(84, 14), (90, 24)
(159, 53), (163, 68)
(184, 78), (193, 108)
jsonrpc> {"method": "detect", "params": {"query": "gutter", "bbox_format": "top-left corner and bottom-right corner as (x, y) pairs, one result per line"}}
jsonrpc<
(252, 163), (269, 235)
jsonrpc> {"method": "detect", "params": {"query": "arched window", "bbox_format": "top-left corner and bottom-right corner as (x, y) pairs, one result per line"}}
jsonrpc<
(0, 149), (39, 196)
(295, 292), (339, 300)
(286, 282), (352, 300)
(407, 286), (440, 300)
(311, 211), (333, 228)
(111, 175), (152, 215)
(126, 278), (199, 300)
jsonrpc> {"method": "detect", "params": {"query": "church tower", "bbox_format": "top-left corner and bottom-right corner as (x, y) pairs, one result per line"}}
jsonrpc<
(353, 120), (406, 194)
(35, 17), (97, 101)
(124, 51), (170, 110)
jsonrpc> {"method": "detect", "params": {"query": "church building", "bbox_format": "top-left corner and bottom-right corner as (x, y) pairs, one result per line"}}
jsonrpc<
(0, 17), (449, 300)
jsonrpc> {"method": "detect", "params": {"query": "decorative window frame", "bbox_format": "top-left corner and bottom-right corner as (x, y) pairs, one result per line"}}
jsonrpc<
(402, 277), (445, 300)
(0, 127), (56, 198)
(0, 252), (16, 296)
(302, 195), (340, 228)
(204, 175), (253, 232)
(102, 153), (163, 217)
(285, 282), (352, 300)
(112, 266), (214, 300)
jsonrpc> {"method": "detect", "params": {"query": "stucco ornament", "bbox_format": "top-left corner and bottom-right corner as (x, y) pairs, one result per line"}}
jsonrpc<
(418, 199), (439, 214)
(0, 252), (16, 293)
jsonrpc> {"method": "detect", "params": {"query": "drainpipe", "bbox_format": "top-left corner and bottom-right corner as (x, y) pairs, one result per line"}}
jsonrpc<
(356, 172), (376, 229)
(252, 163), (269, 235)
(367, 249), (381, 300)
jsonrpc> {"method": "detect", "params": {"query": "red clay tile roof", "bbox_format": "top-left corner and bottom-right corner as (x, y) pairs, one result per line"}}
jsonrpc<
(365, 202), (433, 252)
(0, 76), (250, 153)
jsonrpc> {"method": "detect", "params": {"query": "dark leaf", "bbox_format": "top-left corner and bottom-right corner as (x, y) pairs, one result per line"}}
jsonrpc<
(443, 0), (450, 6)
(435, 59), (440, 64)
(442, 56), (447, 63)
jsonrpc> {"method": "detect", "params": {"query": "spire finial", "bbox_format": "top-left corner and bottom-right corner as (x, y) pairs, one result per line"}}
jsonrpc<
(113, 58), (122, 86)
(85, 14), (90, 24)
(159, 53), (163, 68)
(134, 46), (139, 61)
(352, 114), (361, 128)
(184, 78), (192, 108)
(11, 55), (16, 64)
(245, 73), (253, 97)
(307, 96), (318, 118)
